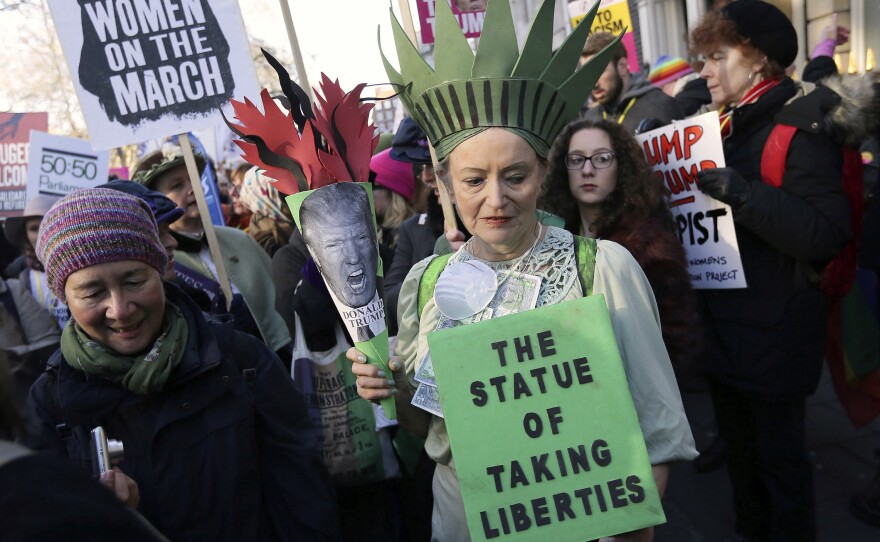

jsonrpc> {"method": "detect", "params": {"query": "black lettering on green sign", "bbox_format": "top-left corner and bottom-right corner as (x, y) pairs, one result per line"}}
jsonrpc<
(480, 474), (647, 536)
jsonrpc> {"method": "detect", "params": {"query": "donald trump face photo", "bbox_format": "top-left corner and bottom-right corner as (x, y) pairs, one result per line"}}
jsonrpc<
(299, 183), (379, 309)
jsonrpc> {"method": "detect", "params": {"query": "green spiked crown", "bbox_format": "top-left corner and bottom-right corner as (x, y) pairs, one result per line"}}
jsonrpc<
(381, 0), (623, 160)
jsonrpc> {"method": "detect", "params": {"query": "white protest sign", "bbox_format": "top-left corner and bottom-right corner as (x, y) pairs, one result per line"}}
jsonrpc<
(47, 0), (259, 150)
(26, 131), (110, 200)
(635, 113), (747, 289)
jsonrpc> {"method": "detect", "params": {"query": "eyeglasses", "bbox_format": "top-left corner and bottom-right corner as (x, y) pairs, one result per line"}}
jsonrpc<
(564, 152), (616, 170)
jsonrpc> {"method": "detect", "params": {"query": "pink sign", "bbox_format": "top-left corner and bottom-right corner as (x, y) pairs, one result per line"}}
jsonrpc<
(0, 112), (49, 218)
(109, 166), (130, 180)
(416, 0), (487, 45)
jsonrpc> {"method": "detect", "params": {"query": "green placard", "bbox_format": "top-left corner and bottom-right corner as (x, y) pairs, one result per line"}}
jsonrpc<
(428, 295), (665, 541)
(286, 182), (395, 419)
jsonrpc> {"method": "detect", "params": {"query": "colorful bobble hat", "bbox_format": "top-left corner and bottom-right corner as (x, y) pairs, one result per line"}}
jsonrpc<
(36, 188), (167, 299)
(381, 0), (623, 160)
(648, 56), (694, 87)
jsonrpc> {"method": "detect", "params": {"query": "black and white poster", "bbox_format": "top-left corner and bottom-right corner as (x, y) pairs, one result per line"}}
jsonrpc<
(48, 0), (259, 150)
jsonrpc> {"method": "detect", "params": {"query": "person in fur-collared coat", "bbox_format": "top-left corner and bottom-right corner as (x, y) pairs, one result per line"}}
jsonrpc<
(541, 118), (703, 386)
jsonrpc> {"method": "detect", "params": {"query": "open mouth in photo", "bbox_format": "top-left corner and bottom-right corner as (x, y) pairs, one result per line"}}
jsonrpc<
(347, 268), (367, 294)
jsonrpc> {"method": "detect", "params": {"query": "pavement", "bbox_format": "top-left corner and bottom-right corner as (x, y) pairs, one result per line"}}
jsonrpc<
(655, 367), (880, 541)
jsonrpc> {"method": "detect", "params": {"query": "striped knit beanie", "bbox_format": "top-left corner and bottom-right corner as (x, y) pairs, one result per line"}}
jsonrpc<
(648, 56), (694, 88)
(36, 188), (168, 299)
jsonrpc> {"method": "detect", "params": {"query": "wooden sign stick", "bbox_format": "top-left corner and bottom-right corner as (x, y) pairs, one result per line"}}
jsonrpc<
(278, 0), (315, 103)
(178, 133), (233, 309)
(397, 0), (458, 233)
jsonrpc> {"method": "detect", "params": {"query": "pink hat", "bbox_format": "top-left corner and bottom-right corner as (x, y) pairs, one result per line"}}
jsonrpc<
(370, 148), (415, 201)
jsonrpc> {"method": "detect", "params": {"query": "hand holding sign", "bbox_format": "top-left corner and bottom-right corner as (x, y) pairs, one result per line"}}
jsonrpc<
(635, 113), (747, 289)
(225, 50), (394, 418)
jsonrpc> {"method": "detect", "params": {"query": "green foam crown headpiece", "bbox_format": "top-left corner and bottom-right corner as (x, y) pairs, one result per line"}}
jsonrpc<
(381, 0), (623, 160)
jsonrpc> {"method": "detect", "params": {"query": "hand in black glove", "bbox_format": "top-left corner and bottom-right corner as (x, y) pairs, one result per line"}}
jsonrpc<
(696, 167), (752, 209)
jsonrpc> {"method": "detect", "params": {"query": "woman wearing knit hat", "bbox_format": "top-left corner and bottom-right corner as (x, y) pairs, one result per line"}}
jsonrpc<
(348, 1), (696, 539)
(690, 1), (863, 539)
(370, 148), (416, 252)
(20, 188), (340, 542)
(99, 179), (185, 281)
(648, 55), (695, 96)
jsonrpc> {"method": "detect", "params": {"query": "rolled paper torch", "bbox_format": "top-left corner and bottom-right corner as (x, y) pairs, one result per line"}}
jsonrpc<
(223, 53), (394, 417)
(286, 183), (396, 419)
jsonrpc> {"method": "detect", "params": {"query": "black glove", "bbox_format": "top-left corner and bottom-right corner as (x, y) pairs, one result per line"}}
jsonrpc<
(696, 167), (752, 209)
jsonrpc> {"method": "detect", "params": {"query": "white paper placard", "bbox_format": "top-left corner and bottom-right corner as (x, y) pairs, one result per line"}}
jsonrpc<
(636, 113), (747, 289)
(26, 131), (110, 199)
(47, 0), (259, 150)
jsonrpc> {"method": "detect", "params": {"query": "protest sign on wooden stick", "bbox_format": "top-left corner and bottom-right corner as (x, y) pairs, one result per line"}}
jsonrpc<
(47, 0), (259, 150)
(399, 0), (459, 234)
(179, 133), (232, 308)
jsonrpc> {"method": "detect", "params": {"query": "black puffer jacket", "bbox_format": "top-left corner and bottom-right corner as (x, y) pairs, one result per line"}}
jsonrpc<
(698, 78), (852, 398)
(21, 284), (340, 542)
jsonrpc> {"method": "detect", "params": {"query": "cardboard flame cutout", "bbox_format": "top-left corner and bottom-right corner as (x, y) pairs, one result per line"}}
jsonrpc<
(224, 49), (379, 192)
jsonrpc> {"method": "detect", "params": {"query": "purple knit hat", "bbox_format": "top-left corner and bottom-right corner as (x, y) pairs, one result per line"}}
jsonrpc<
(36, 188), (168, 299)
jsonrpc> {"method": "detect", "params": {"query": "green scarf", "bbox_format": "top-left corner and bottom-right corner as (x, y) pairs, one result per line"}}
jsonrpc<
(61, 304), (189, 396)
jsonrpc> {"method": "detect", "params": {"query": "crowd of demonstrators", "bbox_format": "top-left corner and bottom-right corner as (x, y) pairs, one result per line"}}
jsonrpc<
(4, 0), (880, 540)
(581, 31), (684, 134)
(239, 166), (296, 257)
(133, 145), (292, 357)
(16, 188), (339, 542)
(540, 118), (703, 387)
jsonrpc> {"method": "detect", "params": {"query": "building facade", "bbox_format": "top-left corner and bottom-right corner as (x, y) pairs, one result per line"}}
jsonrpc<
(628, 0), (876, 78)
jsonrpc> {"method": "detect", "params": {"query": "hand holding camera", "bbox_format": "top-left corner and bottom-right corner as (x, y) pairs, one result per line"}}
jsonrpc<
(91, 426), (139, 508)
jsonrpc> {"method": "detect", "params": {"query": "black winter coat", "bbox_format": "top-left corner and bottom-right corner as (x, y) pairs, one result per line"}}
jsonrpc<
(698, 78), (852, 398)
(384, 212), (443, 330)
(21, 285), (341, 542)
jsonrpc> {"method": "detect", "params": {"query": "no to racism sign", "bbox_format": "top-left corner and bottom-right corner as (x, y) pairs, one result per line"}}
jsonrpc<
(569, 0), (639, 74)
(428, 295), (664, 541)
(635, 113), (747, 289)
(48, 0), (259, 150)
(0, 113), (48, 217)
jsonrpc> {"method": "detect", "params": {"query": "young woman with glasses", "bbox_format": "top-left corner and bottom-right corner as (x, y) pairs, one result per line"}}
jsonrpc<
(541, 118), (703, 386)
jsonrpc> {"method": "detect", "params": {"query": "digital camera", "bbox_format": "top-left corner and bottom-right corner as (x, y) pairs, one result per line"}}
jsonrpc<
(89, 426), (124, 477)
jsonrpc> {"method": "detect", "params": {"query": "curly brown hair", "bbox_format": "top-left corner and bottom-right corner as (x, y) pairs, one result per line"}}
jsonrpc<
(539, 119), (673, 237)
(689, 9), (785, 79)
